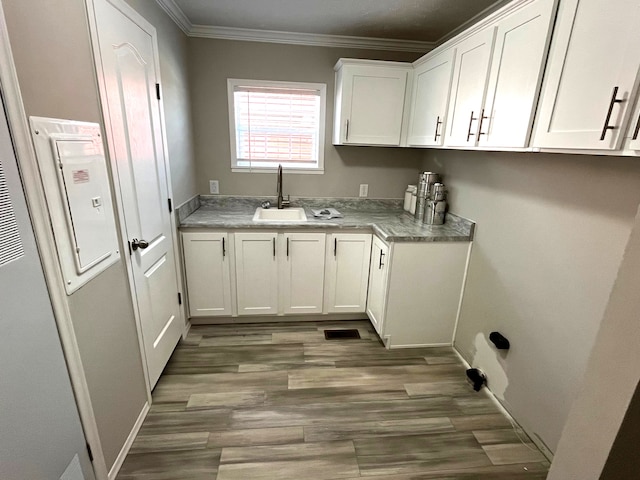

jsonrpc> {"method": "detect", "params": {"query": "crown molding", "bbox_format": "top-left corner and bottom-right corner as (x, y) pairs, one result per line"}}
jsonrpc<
(188, 25), (434, 53)
(155, 0), (192, 34)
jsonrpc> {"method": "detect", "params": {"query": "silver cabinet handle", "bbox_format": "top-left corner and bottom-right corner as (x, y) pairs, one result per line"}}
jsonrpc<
(478, 108), (489, 137)
(334, 238), (337, 257)
(600, 86), (625, 141)
(434, 115), (443, 142)
(379, 251), (385, 269)
(466, 111), (477, 142)
(345, 119), (350, 141)
(286, 237), (290, 257)
(222, 237), (225, 257)
(632, 112), (640, 141)
(273, 238), (276, 258)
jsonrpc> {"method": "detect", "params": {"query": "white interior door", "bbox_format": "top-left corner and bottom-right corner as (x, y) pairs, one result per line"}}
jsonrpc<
(93, 0), (182, 388)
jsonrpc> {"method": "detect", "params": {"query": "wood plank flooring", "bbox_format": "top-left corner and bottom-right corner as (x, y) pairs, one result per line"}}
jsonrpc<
(117, 320), (549, 479)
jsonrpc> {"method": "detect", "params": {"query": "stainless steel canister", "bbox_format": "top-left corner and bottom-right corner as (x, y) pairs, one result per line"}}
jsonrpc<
(424, 200), (447, 225)
(431, 183), (446, 201)
(415, 172), (440, 220)
(419, 172), (441, 199)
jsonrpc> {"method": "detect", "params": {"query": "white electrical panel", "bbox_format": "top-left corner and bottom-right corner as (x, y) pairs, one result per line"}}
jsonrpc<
(30, 117), (120, 294)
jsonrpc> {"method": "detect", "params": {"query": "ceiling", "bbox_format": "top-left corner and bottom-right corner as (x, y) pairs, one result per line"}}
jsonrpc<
(157, 0), (508, 52)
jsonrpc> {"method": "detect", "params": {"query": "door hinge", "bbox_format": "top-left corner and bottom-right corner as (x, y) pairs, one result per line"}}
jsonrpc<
(168, 198), (173, 213)
(178, 292), (182, 305)
(86, 443), (94, 462)
(155, 83), (161, 100)
(127, 240), (132, 256)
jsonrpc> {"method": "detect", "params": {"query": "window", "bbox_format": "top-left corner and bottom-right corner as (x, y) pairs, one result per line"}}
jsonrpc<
(227, 79), (326, 173)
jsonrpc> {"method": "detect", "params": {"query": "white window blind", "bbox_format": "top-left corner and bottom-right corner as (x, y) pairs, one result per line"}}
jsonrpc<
(228, 79), (326, 172)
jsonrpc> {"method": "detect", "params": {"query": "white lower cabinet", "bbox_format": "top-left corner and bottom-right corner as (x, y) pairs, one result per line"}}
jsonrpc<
(182, 232), (232, 317)
(234, 232), (279, 315)
(366, 236), (390, 336)
(366, 237), (471, 348)
(281, 232), (326, 314)
(324, 233), (372, 313)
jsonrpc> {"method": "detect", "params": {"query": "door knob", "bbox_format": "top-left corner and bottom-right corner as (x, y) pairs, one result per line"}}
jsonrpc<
(131, 238), (149, 251)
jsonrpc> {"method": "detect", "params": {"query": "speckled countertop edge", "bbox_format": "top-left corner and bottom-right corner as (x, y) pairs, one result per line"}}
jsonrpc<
(179, 196), (474, 243)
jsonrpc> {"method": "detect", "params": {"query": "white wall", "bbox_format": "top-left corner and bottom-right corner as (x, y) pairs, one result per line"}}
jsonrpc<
(3, 0), (148, 469)
(548, 200), (640, 479)
(423, 148), (640, 453)
(188, 38), (424, 199)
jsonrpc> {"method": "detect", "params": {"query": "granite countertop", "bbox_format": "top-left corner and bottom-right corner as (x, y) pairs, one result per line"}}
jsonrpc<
(179, 196), (475, 243)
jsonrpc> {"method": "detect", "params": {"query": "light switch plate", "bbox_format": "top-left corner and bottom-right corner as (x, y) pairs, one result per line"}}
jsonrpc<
(209, 180), (219, 194)
(359, 184), (368, 197)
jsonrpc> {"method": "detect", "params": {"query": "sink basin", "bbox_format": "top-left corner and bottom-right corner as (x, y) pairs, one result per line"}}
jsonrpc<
(253, 207), (307, 222)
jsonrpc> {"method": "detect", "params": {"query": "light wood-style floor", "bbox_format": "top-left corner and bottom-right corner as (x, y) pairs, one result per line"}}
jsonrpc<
(117, 320), (549, 479)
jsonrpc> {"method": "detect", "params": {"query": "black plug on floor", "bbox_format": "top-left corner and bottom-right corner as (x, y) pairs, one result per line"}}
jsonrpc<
(466, 368), (487, 392)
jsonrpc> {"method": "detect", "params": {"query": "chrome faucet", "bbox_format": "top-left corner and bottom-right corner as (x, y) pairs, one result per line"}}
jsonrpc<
(276, 164), (290, 209)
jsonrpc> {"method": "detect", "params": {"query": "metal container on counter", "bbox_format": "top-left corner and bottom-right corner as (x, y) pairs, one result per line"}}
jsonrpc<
(424, 183), (447, 225)
(415, 172), (440, 221)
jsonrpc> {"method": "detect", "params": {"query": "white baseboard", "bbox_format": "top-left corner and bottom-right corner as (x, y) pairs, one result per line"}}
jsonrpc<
(387, 341), (453, 349)
(108, 401), (150, 480)
(190, 313), (368, 324)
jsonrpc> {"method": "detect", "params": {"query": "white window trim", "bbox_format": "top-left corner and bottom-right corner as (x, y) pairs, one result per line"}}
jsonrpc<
(227, 78), (326, 174)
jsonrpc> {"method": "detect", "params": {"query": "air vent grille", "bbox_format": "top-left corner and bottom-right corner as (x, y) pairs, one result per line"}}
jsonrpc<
(0, 159), (24, 267)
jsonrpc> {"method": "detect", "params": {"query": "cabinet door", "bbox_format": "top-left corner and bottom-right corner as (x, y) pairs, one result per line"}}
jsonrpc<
(533, 0), (640, 150)
(407, 49), (456, 147)
(324, 233), (372, 313)
(281, 233), (326, 314)
(445, 27), (496, 147)
(235, 232), (278, 315)
(479, 0), (556, 148)
(627, 97), (640, 150)
(366, 236), (390, 336)
(339, 66), (409, 145)
(182, 232), (232, 317)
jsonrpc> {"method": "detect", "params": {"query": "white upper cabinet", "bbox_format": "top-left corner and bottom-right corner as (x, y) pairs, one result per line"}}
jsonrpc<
(406, 49), (456, 147)
(479, 0), (556, 148)
(445, 27), (497, 147)
(333, 60), (412, 146)
(533, 0), (640, 150)
(280, 232), (326, 315)
(324, 233), (372, 313)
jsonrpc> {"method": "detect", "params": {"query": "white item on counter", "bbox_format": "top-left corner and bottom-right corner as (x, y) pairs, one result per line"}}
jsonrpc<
(410, 186), (417, 215)
(311, 208), (343, 219)
(403, 185), (416, 211)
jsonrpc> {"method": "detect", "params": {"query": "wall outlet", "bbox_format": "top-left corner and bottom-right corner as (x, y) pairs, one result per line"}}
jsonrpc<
(209, 180), (219, 194)
(359, 184), (369, 197)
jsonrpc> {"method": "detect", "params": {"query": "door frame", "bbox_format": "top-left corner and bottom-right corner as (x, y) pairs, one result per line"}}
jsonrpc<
(85, 0), (187, 394)
(0, 3), (108, 480)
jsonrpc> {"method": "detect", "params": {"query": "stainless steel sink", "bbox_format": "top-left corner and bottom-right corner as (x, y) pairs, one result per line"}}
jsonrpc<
(252, 207), (307, 222)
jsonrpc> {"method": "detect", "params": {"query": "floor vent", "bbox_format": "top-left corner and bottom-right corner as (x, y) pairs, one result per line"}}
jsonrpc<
(324, 329), (361, 340)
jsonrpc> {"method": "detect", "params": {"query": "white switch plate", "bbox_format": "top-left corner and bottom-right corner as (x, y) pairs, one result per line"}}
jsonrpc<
(359, 184), (368, 197)
(209, 180), (219, 194)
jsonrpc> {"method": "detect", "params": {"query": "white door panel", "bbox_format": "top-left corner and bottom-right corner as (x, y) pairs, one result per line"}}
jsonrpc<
(282, 233), (325, 314)
(94, 0), (182, 388)
(235, 232), (278, 315)
(324, 234), (372, 313)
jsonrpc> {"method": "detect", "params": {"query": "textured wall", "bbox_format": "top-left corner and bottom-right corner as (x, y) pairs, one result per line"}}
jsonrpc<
(423, 148), (640, 453)
(188, 38), (424, 199)
(3, 0), (147, 470)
